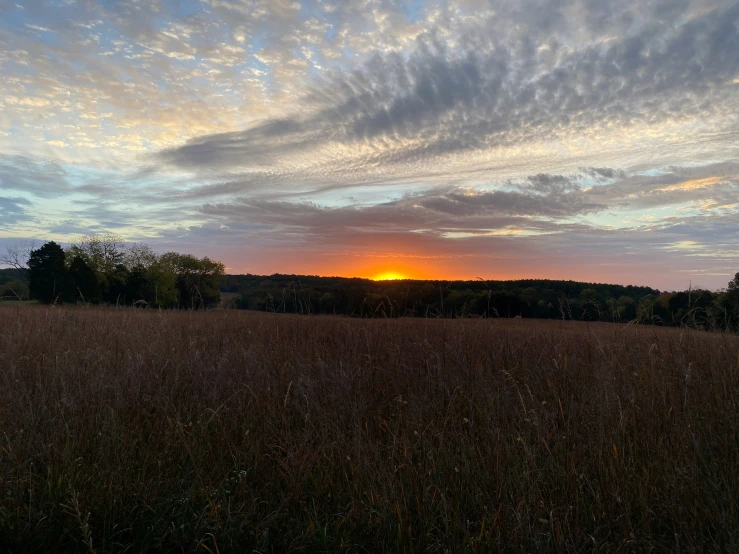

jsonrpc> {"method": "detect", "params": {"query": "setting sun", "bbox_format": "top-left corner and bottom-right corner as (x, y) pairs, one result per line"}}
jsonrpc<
(372, 271), (407, 281)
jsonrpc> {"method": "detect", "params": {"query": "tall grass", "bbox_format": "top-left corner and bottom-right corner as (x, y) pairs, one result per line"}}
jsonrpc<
(1, 306), (738, 552)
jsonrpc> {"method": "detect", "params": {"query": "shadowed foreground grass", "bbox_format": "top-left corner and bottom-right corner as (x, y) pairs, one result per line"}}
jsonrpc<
(1, 306), (738, 552)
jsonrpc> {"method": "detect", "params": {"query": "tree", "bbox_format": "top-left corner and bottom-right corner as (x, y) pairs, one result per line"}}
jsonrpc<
(0, 279), (30, 300)
(104, 265), (130, 304)
(67, 233), (125, 275)
(125, 266), (148, 303)
(69, 256), (101, 303)
(28, 242), (73, 304)
(67, 234), (125, 298)
(709, 292), (733, 330)
(123, 243), (157, 270)
(637, 294), (657, 323)
(159, 253), (225, 309)
(729, 273), (739, 293)
(724, 273), (739, 326)
(144, 259), (178, 307)
(579, 288), (601, 320)
(0, 240), (37, 281)
(615, 296), (636, 321)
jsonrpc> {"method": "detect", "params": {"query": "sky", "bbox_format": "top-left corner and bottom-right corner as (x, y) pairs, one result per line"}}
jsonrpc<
(0, 0), (738, 290)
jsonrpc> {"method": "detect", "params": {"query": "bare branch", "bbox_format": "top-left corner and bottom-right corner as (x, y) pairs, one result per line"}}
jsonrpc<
(0, 240), (37, 280)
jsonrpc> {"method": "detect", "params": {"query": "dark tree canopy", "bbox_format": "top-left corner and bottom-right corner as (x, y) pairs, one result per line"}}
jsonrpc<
(10, 237), (225, 309)
(69, 256), (101, 304)
(28, 242), (73, 304)
(724, 272), (739, 324)
(728, 273), (739, 294)
(221, 273), (739, 330)
(159, 253), (225, 309)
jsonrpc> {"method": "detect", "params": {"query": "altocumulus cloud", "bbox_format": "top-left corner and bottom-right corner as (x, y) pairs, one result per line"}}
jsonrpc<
(158, 0), (739, 176)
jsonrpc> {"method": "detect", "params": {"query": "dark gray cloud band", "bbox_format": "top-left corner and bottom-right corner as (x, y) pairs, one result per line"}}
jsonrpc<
(0, 196), (32, 225)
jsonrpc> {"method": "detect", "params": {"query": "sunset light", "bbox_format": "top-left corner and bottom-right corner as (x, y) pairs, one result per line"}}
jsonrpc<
(0, 1), (737, 292)
(372, 271), (408, 281)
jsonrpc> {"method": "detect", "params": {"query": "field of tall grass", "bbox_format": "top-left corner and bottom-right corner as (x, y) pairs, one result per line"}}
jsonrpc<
(1, 306), (738, 552)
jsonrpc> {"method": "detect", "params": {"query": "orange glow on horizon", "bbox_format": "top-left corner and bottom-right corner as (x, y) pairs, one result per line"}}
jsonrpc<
(371, 271), (408, 281)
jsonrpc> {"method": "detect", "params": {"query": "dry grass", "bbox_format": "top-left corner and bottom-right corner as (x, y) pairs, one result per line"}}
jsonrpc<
(1, 306), (738, 553)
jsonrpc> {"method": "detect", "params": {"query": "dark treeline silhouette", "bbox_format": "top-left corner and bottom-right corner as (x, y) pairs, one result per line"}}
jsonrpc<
(4, 237), (739, 329)
(2, 235), (224, 309)
(222, 273), (739, 330)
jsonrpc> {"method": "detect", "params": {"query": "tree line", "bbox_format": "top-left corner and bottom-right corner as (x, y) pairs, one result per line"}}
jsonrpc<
(1, 235), (224, 309)
(222, 273), (739, 330)
(3, 237), (739, 329)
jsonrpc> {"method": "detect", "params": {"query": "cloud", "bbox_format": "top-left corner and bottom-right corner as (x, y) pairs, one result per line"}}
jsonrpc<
(0, 196), (32, 225)
(158, 1), (739, 181)
(190, 168), (643, 240)
(0, 155), (70, 197)
(178, 159), (738, 290)
(416, 186), (600, 218)
(1, 0), (739, 289)
(583, 167), (627, 180)
(584, 162), (739, 211)
(165, 162), (739, 242)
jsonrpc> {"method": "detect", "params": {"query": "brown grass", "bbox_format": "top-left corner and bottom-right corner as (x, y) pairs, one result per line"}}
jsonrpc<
(1, 306), (738, 552)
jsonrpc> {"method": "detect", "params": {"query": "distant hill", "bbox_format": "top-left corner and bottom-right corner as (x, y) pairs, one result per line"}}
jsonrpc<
(0, 268), (23, 286)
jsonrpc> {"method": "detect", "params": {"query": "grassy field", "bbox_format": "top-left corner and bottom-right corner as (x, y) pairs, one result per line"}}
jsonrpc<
(1, 306), (738, 553)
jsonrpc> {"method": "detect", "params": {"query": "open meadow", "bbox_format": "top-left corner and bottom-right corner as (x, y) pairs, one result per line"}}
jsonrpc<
(1, 306), (738, 552)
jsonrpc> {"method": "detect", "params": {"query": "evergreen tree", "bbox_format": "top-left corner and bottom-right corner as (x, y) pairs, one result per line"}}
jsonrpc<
(28, 242), (73, 304)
